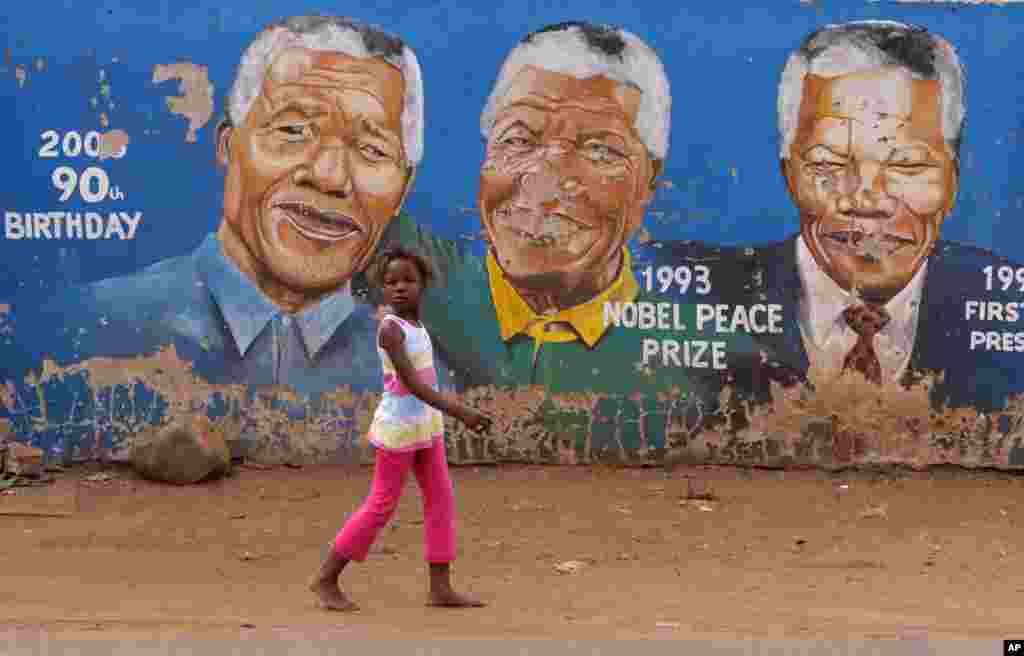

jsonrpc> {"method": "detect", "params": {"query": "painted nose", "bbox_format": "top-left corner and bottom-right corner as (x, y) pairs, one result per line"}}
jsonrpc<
(510, 160), (583, 235)
(303, 138), (354, 196)
(836, 161), (895, 217)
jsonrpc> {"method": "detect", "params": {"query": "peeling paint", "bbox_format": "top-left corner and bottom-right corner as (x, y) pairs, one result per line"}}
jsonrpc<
(4, 345), (378, 465)
(36, 346), (235, 412)
(98, 129), (130, 160)
(3, 11), (1024, 475)
(695, 369), (1024, 469)
(0, 382), (15, 413)
(0, 304), (11, 339)
(4, 341), (1024, 469)
(893, 0), (1015, 4)
(152, 62), (215, 143)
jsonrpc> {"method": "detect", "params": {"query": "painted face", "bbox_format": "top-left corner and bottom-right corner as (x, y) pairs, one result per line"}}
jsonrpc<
(380, 257), (424, 313)
(480, 65), (656, 297)
(784, 66), (957, 303)
(221, 48), (412, 294)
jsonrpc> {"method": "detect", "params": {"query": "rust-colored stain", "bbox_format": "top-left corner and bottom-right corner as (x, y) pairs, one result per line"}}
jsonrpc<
(9, 346), (382, 466)
(0, 382), (15, 413)
(152, 62), (215, 143)
(700, 369), (1022, 470)
(894, 0), (1010, 3)
(0, 304), (12, 340)
(5, 342), (1024, 470)
(98, 129), (130, 160)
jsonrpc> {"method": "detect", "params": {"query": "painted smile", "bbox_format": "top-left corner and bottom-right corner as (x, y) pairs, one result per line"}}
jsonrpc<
(823, 230), (916, 259)
(495, 207), (590, 247)
(275, 202), (362, 242)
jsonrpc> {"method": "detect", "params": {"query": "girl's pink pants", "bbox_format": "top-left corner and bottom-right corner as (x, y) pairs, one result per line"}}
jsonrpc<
(333, 438), (456, 563)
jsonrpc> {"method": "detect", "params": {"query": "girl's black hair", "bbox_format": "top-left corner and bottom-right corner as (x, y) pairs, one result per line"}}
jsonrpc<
(370, 243), (436, 288)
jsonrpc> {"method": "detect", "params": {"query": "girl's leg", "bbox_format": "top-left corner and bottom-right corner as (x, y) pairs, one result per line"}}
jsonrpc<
(310, 448), (412, 611)
(413, 439), (485, 607)
(335, 447), (413, 560)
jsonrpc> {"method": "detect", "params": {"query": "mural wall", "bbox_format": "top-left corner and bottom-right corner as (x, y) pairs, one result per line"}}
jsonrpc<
(3, 1), (1024, 470)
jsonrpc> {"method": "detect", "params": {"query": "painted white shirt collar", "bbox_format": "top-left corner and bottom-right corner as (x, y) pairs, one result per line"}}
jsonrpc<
(795, 235), (927, 382)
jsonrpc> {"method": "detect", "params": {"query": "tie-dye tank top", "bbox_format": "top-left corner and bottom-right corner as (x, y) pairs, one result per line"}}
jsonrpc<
(368, 314), (445, 452)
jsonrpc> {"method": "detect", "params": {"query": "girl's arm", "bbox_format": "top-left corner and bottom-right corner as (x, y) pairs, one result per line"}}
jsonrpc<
(379, 320), (489, 430)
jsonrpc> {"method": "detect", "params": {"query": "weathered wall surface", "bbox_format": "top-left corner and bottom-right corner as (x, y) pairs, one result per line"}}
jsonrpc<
(3, 1), (1024, 470)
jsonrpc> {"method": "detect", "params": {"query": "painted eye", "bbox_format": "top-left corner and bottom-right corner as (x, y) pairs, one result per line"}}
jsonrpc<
(583, 142), (625, 162)
(886, 162), (931, 174)
(360, 143), (390, 160)
(501, 136), (534, 148)
(808, 161), (845, 174)
(276, 124), (312, 141)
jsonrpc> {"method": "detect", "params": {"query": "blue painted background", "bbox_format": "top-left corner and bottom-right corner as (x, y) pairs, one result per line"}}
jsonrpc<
(1, 0), (1022, 302)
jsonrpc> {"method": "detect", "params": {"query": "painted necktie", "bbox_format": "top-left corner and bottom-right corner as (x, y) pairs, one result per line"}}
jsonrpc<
(841, 304), (891, 384)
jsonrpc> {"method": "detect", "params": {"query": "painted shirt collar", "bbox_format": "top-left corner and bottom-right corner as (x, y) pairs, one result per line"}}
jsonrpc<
(195, 233), (356, 358)
(486, 247), (639, 350)
(796, 235), (925, 352)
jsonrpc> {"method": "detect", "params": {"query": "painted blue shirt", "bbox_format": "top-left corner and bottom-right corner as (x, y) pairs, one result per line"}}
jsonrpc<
(23, 232), (399, 394)
(2, 229), (454, 458)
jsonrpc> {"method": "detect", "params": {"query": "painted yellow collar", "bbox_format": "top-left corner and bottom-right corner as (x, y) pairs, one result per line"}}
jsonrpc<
(486, 247), (639, 351)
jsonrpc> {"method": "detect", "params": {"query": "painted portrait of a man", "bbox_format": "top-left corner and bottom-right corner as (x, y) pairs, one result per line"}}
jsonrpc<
(656, 20), (1024, 413)
(407, 21), (707, 397)
(12, 15), (456, 399)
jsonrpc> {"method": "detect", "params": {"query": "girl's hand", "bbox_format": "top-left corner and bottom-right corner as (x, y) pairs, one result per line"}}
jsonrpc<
(457, 406), (492, 433)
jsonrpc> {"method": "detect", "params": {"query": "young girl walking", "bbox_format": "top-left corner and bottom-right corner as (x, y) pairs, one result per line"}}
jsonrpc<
(310, 244), (492, 612)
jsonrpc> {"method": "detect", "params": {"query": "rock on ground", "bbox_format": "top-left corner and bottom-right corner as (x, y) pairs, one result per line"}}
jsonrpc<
(3, 443), (45, 478)
(131, 417), (231, 485)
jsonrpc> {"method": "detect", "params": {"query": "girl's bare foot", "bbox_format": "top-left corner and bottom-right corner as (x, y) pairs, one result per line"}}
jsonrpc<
(309, 577), (360, 612)
(426, 563), (485, 608)
(309, 549), (358, 612)
(426, 589), (486, 608)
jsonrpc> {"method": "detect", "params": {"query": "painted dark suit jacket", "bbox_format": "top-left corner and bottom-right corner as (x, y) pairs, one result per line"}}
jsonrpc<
(652, 235), (1024, 415)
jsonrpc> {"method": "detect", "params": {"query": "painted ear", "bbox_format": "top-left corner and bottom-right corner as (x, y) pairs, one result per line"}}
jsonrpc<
(942, 159), (960, 222)
(395, 165), (417, 216)
(647, 159), (664, 193)
(215, 118), (232, 167)
(781, 158), (797, 199)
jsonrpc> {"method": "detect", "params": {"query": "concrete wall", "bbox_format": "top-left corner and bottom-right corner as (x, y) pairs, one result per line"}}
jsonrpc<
(2, 1), (1024, 469)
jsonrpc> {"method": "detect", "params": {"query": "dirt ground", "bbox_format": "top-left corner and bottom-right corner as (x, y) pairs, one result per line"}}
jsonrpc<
(1, 462), (1023, 640)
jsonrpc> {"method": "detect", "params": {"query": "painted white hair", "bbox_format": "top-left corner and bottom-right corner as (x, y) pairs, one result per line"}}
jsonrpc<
(778, 20), (964, 160)
(227, 15), (424, 166)
(480, 22), (671, 161)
